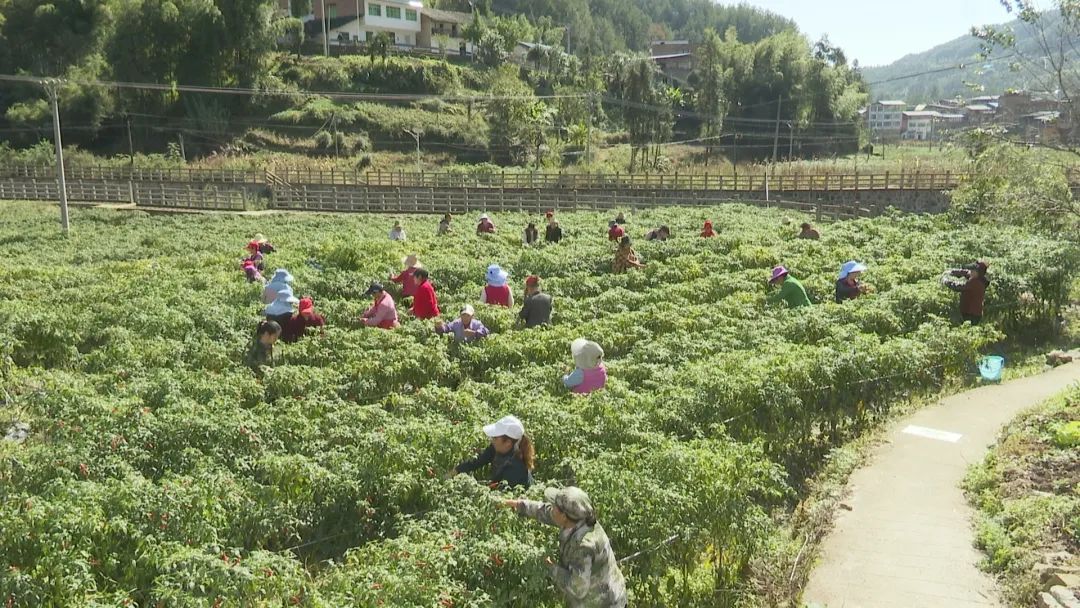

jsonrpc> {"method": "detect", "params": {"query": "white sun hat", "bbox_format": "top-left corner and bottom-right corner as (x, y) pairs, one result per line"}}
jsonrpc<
(483, 415), (525, 440)
(838, 260), (868, 280)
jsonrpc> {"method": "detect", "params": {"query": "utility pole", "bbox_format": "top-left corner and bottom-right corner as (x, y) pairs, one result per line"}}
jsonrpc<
(585, 93), (594, 165)
(178, 133), (186, 161)
(321, 0), (330, 56)
(45, 80), (70, 235)
(125, 114), (134, 167)
(928, 116), (935, 151)
(404, 128), (421, 170)
(771, 95), (782, 163)
(332, 113), (340, 157)
(787, 121), (794, 160)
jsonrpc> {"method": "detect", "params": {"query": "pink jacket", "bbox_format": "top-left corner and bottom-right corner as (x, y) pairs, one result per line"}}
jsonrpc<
(563, 364), (608, 394)
(362, 294), (399, 329)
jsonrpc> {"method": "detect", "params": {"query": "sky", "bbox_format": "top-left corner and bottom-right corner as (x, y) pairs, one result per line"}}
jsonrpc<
(737, 0), (1017, 67)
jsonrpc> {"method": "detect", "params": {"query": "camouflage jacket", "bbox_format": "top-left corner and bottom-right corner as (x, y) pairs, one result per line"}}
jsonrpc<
(516, 500), (628, 608)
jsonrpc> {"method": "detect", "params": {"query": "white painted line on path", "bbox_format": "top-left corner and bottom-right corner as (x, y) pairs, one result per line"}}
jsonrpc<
(901, 425), (963, 443)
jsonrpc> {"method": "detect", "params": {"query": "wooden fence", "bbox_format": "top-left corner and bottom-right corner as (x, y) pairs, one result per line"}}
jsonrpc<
(0, 164), (966, 192)
(1, 165), (260, 185)
(0, 178), (246, 211)
(270, 185), (867, 220)
(271, 167), (964, 191)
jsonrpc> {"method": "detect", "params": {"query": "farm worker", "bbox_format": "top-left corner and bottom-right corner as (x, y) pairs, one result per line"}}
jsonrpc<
(645, 225), (667, 241)
(545, 219), (563, 243)
(798, 222), (820, 240)
(389, 221), (406, 242)
(263, 269), (295, 304)
(242, 259), (263, 283)
(525, 222), (539, 245)
(944, 260), (990, 325)
(835, 261), (869, 303)
(480, 264), (514, 307)
(563, 338), (607, 394)
(607, 221), (625, 242)
(409, 268), (441, 319)
(435, 304), (489, 342)
(503, 487), (628, 608)
(477, 214), (497, 234)
(281, 297), (326, 343)
(450, 415), (534, 489)
(645, 225), (671, 241)
(246, 320), (282, 371)
(614, 212), (627, 224)
(253, 234), (275, 254)
(244, 240), (265, 271)
(390, 254), (422, 301)
(438, 213), (453, 235)
(700, 220), (716, 238)
(766, 266), (811, 309)
(519, 275), (553, 328)
(360, 282), (400, 329)
(264, 287), (299, 327)
(612, 237), (645, 273)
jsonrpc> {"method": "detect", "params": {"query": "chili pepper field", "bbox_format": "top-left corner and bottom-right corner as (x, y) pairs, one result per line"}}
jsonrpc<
(0, 200), (1076, 607)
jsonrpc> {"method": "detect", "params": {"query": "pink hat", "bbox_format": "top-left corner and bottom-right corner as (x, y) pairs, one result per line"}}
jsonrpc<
(769, 266), (789, 283)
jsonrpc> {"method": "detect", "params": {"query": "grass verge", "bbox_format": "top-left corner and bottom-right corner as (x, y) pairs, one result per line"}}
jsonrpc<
(963, 385), (1080, 607)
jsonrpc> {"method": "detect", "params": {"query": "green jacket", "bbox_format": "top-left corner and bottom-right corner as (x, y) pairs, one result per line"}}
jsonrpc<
(768, 275), (811, 309)
(516, 500), (628, 607)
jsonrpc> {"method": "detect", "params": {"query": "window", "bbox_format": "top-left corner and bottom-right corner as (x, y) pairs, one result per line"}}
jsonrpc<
(368, 3), (381, 16)
(389, 32), (396, 43)
(386, 5), (401, 18)
(366, 30), (374, 39)
(405, 8), (417, 21)
(327, 3), (337, 18)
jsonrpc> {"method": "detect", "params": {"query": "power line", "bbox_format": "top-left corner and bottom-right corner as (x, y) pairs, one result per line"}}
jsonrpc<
(0, 73), (585, 102)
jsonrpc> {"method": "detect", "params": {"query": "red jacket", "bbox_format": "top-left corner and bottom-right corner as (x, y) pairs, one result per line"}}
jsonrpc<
(281, 313), (325, 343)
(411, 280), (441, 319)
(608, 225), (625, 241)
(391, 267), (419, 297)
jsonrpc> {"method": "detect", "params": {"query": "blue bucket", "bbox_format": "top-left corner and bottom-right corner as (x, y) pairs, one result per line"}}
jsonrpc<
(979, 356), (1005, 381)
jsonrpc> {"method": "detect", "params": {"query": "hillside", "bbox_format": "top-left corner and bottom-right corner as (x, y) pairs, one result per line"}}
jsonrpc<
(862, 11), (1076, 102)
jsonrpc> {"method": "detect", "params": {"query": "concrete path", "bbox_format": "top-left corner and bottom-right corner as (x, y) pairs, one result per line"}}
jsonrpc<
(802, 361), (1080, 608)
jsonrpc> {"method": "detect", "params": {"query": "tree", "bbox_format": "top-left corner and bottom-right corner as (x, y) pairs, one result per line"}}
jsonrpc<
(290, 0), (312, 18)
(951, 139), (1076, 233)
(367, 31), (391, 65)
(476, 29), (508, 67)
(606, 53), (671, 172)
(694, 28), (727, 162)
(485, 65), (541, 165)
(973, 2), (1080, 150)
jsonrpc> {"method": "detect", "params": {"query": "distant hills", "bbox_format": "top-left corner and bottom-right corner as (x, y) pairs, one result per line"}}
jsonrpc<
(861, 11), (1075, 103)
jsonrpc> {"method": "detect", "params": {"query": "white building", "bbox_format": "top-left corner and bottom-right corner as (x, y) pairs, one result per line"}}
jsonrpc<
(867, 100), (906, 137)
(901, 111), (965, 140)
(300, 0), (423, 47)
(359, 0), (421, 46)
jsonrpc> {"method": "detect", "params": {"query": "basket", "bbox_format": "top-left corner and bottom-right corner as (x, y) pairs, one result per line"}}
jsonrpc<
(978, 355), (1005, 381)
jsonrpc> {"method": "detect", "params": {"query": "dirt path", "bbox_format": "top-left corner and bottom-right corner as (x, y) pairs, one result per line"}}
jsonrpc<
(802, 361), (1080, 608)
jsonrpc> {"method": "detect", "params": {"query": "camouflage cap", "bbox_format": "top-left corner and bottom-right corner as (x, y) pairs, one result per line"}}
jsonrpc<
(544, 486), (594, 521)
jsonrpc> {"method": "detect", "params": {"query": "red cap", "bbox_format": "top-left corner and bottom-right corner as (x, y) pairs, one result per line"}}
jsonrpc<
(298, 297), (314, 313)
(525, 275), (540, 287)
(246, 240), (259, 251)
